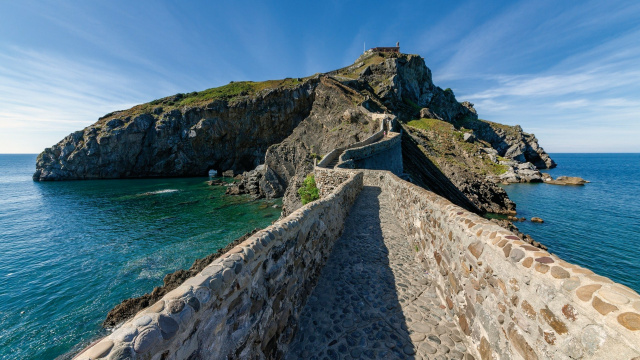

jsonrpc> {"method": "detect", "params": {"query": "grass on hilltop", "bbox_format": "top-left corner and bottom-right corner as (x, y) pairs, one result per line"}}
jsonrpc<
(99, 78), (306, 123)
(406, 118), (510, 176)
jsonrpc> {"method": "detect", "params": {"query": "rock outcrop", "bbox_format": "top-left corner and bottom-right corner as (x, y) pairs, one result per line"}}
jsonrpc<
(33, 80), (318, 181)
(497, 162), (544, 183)
(462, 120), (556, 170)
(265, 78), (381, 215)
(545, 175), (590, 185)
(34, 51), (556, 217)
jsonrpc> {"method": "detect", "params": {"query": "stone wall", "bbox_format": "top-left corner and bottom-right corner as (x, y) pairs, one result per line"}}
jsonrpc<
(314, 167), (357, 197)
(362, 170), (640, 359)
(337, 132), (403, 175)
(316, 130), (384, 168)
(74, 172), (364, 360)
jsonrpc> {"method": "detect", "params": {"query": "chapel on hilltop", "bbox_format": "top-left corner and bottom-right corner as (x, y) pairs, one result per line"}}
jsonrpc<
(369, 41), (400, 53)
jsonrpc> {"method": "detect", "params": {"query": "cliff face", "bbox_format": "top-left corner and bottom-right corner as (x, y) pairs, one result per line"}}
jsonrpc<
(461, 117), (556, 170)
(34, 51), (556, 216)
(265, 78), (381, 215)
(33, 80), (317, 181)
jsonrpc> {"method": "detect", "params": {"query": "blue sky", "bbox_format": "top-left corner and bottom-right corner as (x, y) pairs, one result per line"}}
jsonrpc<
(1, 0), (639, 153)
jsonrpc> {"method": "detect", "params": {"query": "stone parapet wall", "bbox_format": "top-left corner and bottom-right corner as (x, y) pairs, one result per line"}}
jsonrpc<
(75, 172), (364, 360)
(316, 131), (385, 169)
(337, 132), (403, 175)
(362, 170), (640, 359)
(314, 167), (358, 197)
(316, 148), (344, 168)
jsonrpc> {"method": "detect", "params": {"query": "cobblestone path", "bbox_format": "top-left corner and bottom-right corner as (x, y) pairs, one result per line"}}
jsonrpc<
(286, 186), (474, 360)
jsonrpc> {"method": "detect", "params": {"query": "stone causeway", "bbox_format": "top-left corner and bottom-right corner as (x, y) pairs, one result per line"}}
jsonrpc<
(75, 123), (640, 360)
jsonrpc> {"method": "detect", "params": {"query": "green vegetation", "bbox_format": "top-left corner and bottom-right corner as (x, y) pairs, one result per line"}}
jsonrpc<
(484, 159), (509, 175)
(407, 118), (455, 132)
(336, 53), (387, 79)
(298, 174), (319, 205)
(407, 117), (512, 177)
(99, 78), (305, 123)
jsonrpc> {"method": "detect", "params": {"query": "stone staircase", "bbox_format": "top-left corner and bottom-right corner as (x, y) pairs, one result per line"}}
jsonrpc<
(326, 153), (342, 168)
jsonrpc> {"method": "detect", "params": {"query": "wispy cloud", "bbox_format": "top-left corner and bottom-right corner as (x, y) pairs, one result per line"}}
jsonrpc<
(0, 48), (169, 152)
(422, 0), (640, 152)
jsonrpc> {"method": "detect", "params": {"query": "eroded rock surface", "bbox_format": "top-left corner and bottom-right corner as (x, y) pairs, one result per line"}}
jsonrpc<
(34, 82), (318, 181)
(34, 51), (557, 217)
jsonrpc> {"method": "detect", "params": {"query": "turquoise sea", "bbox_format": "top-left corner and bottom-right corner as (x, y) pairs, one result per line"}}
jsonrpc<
(502, 153), (640, 294)
(0, 154), (281, 360)
(2, 154), (639, 359)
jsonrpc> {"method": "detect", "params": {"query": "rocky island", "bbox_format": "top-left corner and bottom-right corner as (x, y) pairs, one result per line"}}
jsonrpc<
(38, 51), (640, 360)
(34, 51), (556, 217)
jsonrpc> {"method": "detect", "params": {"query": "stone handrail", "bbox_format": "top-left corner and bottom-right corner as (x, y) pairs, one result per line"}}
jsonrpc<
(357, 169), (640, 359)
(316, 112), (394, 169)
(336, 131), (401, 169)
(316, 130), (385, 168)
(316, 148), (344, 168)
(74, 172), (364, 360)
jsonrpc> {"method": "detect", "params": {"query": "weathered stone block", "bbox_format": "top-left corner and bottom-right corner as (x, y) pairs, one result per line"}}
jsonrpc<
(540, 307), (568, 334)
(592, 296), (618, 315)
(468, 241), (484, 259)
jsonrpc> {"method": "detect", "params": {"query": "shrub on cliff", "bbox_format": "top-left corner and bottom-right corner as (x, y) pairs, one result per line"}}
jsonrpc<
(298, 174), (319, 205)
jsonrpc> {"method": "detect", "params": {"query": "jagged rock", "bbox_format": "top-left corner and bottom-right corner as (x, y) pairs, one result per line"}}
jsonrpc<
(419, 107), (441, 120)
(463, 133), (475, 143)
(461, 101), (477, 115)
(34, 80), (318, 181)
(531, 217), (544, 223)
(498, 162), (543, 183)
(461, 121), (556, 169)
(224, 185), (243, 195)
(483, 147), (499, 163)
(360, 66), (372, 77)
(223, 164), (284, 199)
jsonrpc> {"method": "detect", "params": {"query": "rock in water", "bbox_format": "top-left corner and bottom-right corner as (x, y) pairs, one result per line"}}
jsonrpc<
(545, 176), (589, 185)
(531, 217), (544, 223)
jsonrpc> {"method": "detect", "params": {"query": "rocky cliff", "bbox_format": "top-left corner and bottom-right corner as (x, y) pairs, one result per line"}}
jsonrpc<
(33, 80), (317, 181)
(34, 51), (556, 216)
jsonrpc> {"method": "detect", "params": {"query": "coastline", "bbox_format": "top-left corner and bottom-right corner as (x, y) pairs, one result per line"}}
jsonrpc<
(500, 153), (640, 293)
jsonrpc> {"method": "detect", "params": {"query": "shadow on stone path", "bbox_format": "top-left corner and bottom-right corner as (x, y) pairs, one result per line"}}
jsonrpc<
(286, 186), (474, 360)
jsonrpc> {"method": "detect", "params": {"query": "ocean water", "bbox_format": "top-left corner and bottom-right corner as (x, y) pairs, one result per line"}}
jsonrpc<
(0, 154), (281, 360)
(502, 153), (640, 293)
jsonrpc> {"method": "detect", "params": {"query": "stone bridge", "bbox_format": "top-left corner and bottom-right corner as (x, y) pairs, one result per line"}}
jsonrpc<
(75, 124), (640, 360)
